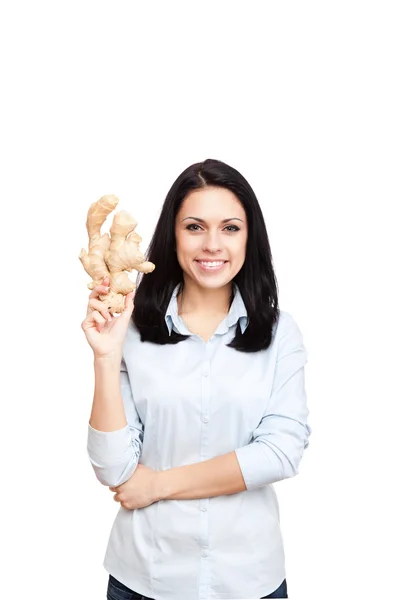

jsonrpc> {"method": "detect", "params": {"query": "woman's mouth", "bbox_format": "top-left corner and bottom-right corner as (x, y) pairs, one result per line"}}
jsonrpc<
(195, 260), (228, 272)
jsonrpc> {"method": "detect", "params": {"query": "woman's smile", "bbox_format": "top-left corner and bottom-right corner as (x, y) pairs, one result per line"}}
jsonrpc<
(195, 259), (229, 272)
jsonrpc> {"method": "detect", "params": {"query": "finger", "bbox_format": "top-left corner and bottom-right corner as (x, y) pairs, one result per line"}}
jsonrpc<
(88, 284), (110, 300)
(124, 290), (136, 313)
(81, 318), (92, 333)
(91, 310), (106, 331)
(81, 311), (103, 332)
(88, 298), (112, 321)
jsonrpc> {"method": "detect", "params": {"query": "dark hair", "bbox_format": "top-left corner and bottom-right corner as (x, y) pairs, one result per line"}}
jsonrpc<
(132, 158), (279, 352)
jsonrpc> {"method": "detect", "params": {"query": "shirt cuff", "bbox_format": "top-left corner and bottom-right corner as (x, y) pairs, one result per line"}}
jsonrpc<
(234, 442), (285, 491)
(87, 423), (132, 466)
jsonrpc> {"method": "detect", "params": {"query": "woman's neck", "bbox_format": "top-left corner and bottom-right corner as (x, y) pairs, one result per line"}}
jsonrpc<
(177, 280), (233, 317)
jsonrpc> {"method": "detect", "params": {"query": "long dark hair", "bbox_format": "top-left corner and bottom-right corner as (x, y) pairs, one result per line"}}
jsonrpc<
(132, 158), (279, 352)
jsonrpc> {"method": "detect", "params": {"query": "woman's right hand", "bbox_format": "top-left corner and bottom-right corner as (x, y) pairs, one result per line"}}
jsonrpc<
(81, 276), (135, 360)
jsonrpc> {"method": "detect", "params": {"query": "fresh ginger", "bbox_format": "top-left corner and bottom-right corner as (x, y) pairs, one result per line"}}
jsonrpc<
(79, 194), (155, 314)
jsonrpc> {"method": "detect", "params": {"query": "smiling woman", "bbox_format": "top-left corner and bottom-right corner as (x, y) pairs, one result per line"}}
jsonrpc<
(84, 158), (310, 599)
(133, 158), (280, 353)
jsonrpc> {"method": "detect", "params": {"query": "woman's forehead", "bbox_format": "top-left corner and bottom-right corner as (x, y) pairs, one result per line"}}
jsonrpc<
(178, 187), (245, 217)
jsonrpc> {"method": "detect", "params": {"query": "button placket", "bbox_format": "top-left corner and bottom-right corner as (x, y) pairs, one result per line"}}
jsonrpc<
(201, 351), (211, 448)
(199, 342), (212, 560)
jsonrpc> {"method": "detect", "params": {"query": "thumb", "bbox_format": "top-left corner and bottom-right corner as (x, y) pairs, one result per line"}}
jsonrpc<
(124, 290), (136, 313)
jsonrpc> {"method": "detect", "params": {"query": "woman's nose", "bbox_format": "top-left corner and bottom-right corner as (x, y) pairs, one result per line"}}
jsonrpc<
(202, 234), (222, 253)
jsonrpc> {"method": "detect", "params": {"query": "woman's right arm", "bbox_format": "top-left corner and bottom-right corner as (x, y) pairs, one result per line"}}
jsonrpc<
(82, 277), (143, 487)
(90, 355), (127, 432)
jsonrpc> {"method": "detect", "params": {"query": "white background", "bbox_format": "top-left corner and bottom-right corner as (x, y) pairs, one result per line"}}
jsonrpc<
(1, 1), (393, 599)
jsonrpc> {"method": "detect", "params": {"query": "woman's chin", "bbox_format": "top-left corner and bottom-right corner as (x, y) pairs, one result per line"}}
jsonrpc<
(193, 273), (234, 289)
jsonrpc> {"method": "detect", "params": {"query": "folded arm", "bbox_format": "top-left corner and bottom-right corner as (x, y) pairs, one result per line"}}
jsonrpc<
(157, 314), (311, 500)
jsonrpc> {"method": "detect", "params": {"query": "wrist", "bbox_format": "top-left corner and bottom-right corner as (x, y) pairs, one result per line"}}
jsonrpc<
(155, 470), (172, 501)
(93, 353), (122, 367)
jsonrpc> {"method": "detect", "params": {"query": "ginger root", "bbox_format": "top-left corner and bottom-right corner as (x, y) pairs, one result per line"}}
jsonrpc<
(79, 194), (155, 314)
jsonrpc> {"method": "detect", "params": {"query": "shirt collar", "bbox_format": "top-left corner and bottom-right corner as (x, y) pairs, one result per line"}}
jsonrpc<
(165, 282), (249, 337)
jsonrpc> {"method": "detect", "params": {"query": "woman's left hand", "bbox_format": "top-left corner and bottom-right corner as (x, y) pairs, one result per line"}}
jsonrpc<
(109, 464), (161, 510)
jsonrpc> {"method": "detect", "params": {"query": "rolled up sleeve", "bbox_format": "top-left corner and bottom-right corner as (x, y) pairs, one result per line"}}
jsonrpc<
(87, 357), (144, 487)
(235, 313), (312, 490)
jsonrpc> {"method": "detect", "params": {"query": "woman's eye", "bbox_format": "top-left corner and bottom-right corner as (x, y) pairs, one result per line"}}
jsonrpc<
(186, 224), (240, 232)
(186, 224), (202, 231)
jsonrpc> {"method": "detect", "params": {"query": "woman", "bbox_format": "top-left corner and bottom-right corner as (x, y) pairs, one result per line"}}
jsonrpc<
(82, 159), (311, 600)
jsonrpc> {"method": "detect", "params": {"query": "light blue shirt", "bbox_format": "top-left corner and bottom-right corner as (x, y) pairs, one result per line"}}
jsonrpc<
(87, 282), (311, 600)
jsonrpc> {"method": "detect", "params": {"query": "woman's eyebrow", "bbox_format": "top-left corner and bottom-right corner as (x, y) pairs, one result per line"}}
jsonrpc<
(181, 217), (244, 223)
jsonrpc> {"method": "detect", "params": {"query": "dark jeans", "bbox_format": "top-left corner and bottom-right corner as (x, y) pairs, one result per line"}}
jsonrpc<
(107, 574), (288, 599)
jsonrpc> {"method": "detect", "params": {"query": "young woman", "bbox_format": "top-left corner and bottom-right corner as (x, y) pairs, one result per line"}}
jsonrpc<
(81, 158), (311, 600)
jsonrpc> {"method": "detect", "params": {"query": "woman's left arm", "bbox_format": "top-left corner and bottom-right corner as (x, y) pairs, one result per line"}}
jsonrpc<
(158, 313), (312, 499)
(156, 451), (247, 501)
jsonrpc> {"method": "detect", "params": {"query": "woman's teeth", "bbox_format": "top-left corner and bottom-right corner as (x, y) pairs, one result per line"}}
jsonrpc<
(196, 260), (227, 270)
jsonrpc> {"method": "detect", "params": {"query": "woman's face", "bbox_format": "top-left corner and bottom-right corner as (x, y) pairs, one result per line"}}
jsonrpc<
(174, 186), (248, 290)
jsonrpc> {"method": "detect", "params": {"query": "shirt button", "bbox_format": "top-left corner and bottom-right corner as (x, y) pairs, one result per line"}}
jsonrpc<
(201, 507), (207, 512)
(202, 551), (208, 558)
(202, 416), (209, 423)
(202, 369), (209, 377)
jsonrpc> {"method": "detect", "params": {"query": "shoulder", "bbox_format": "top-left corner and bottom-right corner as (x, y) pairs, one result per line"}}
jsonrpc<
(275, 309), (301, 335)
(273, 309), (305, 346)
(127, 314), (140, 339)
(122, 315), (141, 349)
(121, 315), (146, 369)
(273, 309), (307, 359)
